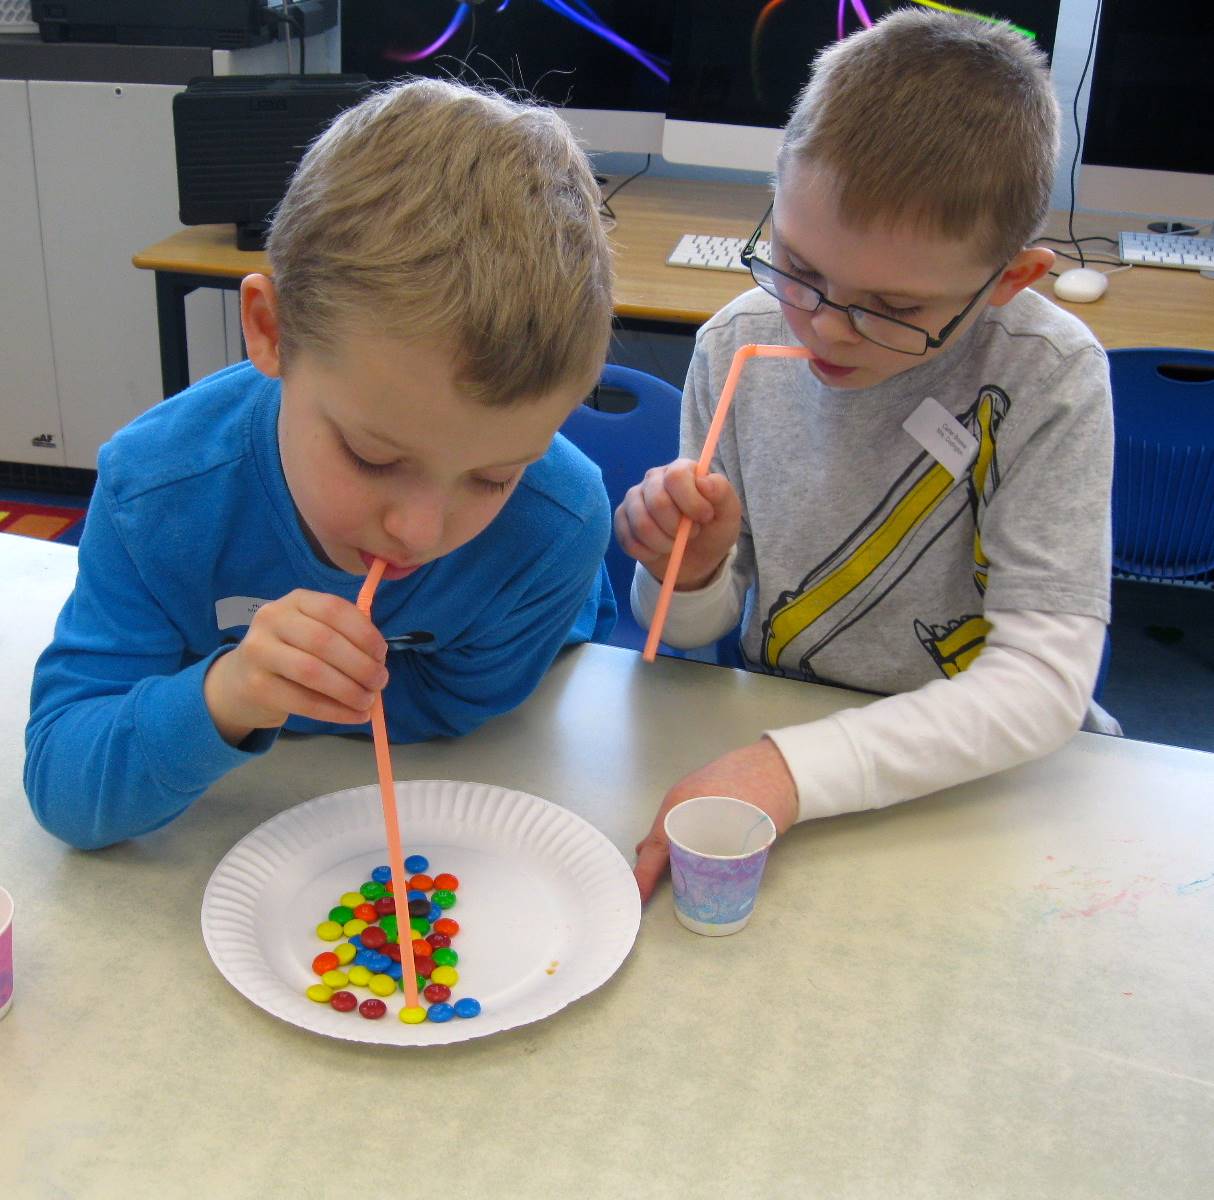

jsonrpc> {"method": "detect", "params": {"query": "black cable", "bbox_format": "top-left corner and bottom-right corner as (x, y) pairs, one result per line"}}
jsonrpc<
(599, 154), (652, 221)
(1065, 0), (1103, 268)
(1038, 235), (1118, 248)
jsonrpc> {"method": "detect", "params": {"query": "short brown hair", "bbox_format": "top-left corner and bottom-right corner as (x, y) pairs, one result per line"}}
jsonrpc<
(778, 8), (1059, 265)
(267, 78), (613, 405)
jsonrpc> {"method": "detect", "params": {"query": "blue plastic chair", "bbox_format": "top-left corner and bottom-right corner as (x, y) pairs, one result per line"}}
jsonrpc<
(559, 364), (682, 651)
(1108, 348), (1214, 582)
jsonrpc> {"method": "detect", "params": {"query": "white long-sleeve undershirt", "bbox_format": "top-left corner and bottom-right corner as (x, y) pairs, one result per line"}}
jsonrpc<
(632, 559), (1106, 821)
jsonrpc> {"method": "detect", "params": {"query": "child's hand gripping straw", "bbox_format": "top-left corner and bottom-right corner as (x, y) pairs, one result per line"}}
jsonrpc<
(357, 558), (421, 1012)
(642, 344), (814, 662)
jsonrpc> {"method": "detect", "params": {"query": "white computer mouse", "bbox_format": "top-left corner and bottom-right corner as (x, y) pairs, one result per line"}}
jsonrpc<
(1052, 267), (1109, 303)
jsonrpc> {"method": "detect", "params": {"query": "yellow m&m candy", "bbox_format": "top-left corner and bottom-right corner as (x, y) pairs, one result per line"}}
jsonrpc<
(306, 983), (334, 1003)
(430, 965), (458, 987)
(315, 921), (343, 941)
(368, 974), (396, 997)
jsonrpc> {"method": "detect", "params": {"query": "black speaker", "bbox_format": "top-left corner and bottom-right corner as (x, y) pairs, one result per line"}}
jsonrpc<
(173, 74), (373, 250)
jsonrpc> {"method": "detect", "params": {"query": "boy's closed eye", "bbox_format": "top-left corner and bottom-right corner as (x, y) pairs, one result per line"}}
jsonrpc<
(780, 248), (925, 319)
(338, 433), (522, 493)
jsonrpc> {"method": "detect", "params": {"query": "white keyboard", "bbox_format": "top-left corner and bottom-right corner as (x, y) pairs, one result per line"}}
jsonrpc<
(667, 233), (771, 273)
(1118, 230), (1214, 271)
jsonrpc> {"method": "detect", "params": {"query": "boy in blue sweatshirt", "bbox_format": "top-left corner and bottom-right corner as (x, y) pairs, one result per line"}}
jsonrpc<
(25, 79), (616, 850)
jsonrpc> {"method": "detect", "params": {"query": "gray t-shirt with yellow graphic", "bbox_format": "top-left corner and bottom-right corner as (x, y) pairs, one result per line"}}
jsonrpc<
(685, 286), (1112, 695)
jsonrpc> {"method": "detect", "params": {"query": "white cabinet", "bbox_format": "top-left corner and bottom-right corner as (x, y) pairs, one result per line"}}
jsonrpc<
(0, 78), (63, 465)
(26, 78), (229, 468)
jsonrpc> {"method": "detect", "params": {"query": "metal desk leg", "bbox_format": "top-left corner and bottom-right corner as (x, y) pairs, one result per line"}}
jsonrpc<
(154, 271), (193, 400)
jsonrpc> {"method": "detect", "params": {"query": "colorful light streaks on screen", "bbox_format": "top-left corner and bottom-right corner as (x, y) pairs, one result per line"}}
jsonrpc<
(756, 0), (1038, 47)
(389, 0), (670, 83)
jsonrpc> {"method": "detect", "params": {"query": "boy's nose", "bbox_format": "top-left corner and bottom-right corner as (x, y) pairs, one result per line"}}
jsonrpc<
(382, 492), (446, 560)
(811, 302), (862, 344)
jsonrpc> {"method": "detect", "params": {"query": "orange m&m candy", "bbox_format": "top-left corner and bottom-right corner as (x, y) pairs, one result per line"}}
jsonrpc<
(433, 917), (460, 938)
(354, 903), (378, 922)
(433, 873), (459, 891)
(409, 873), (434, 892)
(312, 951), (340, 975)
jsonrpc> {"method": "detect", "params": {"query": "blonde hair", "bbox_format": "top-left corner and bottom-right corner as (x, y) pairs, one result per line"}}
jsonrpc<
(777, 8), (1060, 266)
(267, 78), (613, 405)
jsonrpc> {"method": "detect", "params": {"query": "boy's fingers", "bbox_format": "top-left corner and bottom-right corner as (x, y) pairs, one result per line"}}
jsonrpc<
(275, 609), (389, 693)
(663, 467), (716, 525)
(264, 644), (380, 714)
(633, 835), (670, 904)
(275, 678), (373, 726)
(293, 591), (388, 661)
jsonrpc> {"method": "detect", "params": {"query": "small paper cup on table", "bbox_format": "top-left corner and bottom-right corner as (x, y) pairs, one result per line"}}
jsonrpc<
(664, 796), (776, 936)
(0, 886), (13, 1019)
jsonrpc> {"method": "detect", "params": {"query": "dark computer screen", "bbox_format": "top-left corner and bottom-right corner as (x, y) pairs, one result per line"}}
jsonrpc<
(340, 0), (673, 114)
(1082, 0), (1214, 178)
(666, 0), (1063, 130)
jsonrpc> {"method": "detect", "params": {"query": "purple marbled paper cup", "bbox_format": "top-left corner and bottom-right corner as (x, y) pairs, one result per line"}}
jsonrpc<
(0, 886), (12, 1019)
(664, 796), (776, 936)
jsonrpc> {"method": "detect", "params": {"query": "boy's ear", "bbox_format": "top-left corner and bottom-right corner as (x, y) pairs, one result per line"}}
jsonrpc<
(240, 274), (282, 378)
(988, 247), (1055, 307)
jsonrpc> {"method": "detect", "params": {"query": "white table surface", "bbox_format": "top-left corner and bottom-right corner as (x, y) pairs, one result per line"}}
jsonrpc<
(1, 534), (1212, 1199)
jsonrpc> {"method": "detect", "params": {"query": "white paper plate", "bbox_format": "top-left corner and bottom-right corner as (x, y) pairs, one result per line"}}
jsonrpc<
(201, 780), (641, 1045)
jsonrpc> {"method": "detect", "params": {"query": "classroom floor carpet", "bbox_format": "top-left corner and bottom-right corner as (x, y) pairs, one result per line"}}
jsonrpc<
(0, 490), (88, 545)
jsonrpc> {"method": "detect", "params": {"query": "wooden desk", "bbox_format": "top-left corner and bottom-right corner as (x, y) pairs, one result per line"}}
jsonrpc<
(134, 175), (1214, 399)
(3, 534), (1213, 1197)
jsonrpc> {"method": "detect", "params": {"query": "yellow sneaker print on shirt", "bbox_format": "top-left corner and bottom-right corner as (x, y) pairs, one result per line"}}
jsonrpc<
(761, 386), (1008, 678)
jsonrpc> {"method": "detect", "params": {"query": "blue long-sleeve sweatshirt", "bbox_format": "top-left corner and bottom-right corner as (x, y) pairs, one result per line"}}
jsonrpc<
(25, 362), (615, 850)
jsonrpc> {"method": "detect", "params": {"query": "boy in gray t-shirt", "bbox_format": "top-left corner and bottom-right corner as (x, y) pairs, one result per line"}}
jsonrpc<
(617, 10), (1114, 900)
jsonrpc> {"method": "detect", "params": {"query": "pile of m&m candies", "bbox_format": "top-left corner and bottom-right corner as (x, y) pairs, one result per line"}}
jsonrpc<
(304, 854), (481, 1026)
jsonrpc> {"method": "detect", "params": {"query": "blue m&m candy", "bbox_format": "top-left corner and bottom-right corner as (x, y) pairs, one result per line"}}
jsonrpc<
(407, 890), (426, 902)
(353, 949), (378, 968)
(371, 866), (392, 884)
(385, 961), (403, 980)
(453, 997), (481, 1019)
(427, 903), (442, 922)
(426, 1002), (455, 1023)
(366, 952), (391, 973)
(405, 854), (430, 873)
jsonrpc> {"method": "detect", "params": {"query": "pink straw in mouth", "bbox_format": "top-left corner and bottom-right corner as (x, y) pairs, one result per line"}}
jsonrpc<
(642, 344), (814, 662)
(356, 557), (420, 1011)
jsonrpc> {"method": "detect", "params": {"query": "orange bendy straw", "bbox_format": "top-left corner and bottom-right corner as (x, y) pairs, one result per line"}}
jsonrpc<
(642, 344), (815, 662)
(356, 558), (420, 1011)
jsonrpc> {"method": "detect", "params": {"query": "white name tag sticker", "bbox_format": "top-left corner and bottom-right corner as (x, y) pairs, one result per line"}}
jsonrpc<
(215, 595), (270, 630)
(902, 397), (979, 481)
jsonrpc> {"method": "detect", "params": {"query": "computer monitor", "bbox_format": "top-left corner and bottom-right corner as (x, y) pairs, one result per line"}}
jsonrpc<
(340, 0), (672, 153)
(663, 1), (1063, 173)
(1079, 0), (1214, 223)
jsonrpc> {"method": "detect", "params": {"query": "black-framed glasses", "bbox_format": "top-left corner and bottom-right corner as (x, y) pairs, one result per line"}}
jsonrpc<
(740, 203), (1004, 357)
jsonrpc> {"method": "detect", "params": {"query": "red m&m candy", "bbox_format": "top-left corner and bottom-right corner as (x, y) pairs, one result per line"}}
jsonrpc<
(424, 983), (451, 1003)
(358, 998), (387, 1020)
(330, 991), (357, 1012)
(360, 925), (388, 950)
